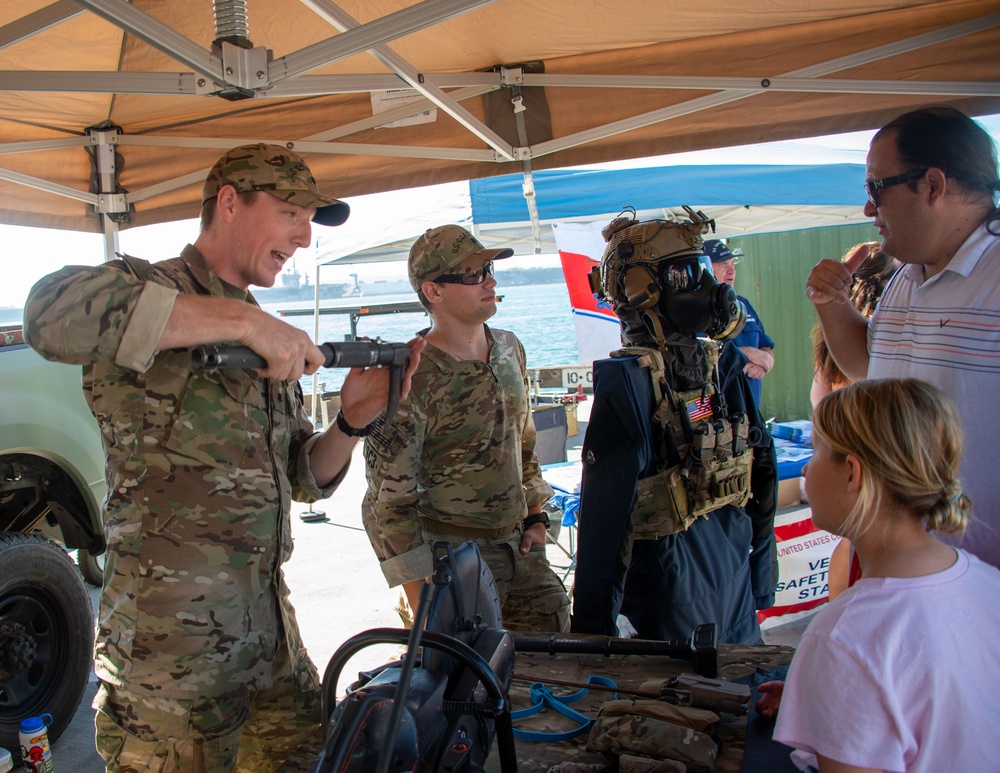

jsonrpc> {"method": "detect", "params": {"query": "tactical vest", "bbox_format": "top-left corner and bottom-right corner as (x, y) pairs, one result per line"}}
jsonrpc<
(612, 343), (752, 539)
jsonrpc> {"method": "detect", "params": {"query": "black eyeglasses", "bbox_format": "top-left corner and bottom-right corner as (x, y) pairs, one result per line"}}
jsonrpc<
(864, 169), (927, 208)
(434, 262), (494, 285)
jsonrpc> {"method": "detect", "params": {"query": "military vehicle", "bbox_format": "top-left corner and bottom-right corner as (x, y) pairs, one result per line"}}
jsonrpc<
(0, 324), (105, 749)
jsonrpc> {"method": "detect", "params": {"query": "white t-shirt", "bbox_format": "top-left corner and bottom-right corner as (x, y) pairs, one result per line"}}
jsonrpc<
(774, 549), (1000, 772)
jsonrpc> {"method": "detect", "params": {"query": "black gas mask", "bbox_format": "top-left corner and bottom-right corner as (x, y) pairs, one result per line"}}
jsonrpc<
(656, 255), (746, 341)
(594, 209), (748, 350)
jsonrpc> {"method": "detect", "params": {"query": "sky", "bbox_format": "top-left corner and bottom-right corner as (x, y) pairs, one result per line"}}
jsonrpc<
(2, 113), (999, 310)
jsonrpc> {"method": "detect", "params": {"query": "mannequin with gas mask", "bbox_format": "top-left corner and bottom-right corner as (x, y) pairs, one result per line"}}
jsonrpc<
(570, 209), (777, 644)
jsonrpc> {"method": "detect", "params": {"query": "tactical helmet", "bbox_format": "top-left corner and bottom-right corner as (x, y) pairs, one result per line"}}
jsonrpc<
(590, 207), (715, 311)
(589, 207), (745, 348)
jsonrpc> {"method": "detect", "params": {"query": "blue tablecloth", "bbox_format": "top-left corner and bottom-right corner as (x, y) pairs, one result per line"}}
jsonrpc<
(540, 461), (582, 527)
(770, 420), (813, 480)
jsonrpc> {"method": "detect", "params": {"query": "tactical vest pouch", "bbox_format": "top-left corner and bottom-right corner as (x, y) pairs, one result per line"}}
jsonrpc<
(631, 466), (698, 538)
(688, 446), (752, 517)
(630, 445), (752, 539)
(586, 714), (718, 771)
(631, 402), (752, 539)
(618, 341), (752, 539)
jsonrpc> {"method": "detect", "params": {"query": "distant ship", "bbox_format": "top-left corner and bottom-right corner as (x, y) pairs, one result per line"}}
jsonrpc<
(253, 260), (361, 303)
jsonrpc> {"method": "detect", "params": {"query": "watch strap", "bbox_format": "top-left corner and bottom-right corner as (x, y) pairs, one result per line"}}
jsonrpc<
(335, 410), (374, 437)
(523, 512), (550, 530)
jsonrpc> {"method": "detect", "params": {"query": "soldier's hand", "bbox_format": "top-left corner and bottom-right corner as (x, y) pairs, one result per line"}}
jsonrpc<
(340, 336), (426, 428)
(241, 310), (323, 380)
(401, 579), (427, 620)
(519, 522), (547, 553)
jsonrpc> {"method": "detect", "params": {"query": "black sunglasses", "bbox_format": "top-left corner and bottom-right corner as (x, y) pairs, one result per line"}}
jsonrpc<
(434, 262), (494, 285)
(864, 169), (927, 208)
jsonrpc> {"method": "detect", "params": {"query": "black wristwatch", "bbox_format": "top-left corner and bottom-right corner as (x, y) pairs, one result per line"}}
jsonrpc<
(522, 511), (550, 531)
(335, 410), (374, 438)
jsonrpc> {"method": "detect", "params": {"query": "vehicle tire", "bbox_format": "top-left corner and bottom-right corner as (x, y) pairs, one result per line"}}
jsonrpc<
(76, 549), (105, 587)
(0, 532), (95, 749)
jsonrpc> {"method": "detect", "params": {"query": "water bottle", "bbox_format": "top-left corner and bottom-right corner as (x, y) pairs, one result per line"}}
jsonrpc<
(18, 714), (54, 773)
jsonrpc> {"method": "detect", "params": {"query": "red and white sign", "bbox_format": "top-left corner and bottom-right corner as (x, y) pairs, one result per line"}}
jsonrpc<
(758, 506), (841, 629)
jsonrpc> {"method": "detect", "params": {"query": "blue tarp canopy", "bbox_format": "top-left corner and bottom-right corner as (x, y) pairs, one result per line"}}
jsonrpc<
(320, 161), (872, 266)
(469, 163), (868, 226)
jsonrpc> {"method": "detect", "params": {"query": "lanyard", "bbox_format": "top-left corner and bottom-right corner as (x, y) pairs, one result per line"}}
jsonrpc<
(511, 676), (619, 742)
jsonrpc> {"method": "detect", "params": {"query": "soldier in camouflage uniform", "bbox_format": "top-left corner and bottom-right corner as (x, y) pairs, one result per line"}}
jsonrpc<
(362, 224), (571, 632)
(23, 143), (423, 773)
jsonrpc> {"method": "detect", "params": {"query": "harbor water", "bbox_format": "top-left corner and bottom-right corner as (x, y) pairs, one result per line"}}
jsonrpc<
(265, 279), (582, 394)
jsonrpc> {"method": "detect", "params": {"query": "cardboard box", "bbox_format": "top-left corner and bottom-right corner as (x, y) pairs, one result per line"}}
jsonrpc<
(777, 477), (803, 509)
(565, 403), (578, 437)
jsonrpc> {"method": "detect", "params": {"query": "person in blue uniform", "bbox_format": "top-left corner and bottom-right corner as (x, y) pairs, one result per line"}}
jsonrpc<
(704, 239), (775, 408)
(571, 212), (777, 644)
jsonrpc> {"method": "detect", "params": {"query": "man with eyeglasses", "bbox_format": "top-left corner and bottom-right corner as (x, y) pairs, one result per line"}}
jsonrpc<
(806, 106), (1000, 570)
(361, 224), (571, 632)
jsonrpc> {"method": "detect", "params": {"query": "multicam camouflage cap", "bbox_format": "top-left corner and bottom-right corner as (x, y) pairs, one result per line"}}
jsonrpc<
(408, 224), (514, 291)
(202, 143), (350, 226)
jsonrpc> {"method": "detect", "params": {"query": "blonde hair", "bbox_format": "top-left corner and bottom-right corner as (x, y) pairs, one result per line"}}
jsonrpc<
(812, 378), (971, 540)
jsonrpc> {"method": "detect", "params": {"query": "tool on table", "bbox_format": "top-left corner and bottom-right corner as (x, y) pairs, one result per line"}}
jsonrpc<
(512, 672), (750, 715)
(513, 622), (718, 678)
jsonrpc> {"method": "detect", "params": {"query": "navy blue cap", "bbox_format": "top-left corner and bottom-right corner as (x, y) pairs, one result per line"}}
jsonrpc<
(703, 239), (742, 263)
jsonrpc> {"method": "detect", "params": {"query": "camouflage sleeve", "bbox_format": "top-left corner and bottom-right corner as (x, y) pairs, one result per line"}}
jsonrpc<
(514, 337), (553, 510)
(364, 397), (430, 585)
(295, 430), (351, 501)
(24, 263), (177, 372)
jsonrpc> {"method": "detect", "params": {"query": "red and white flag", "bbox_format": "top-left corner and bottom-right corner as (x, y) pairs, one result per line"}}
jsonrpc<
(552, 221), (622, 366)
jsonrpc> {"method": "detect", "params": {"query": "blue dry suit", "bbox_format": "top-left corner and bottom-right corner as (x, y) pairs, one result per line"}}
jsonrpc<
(571, 343), (777, 644)
(729, 296), (775, 408)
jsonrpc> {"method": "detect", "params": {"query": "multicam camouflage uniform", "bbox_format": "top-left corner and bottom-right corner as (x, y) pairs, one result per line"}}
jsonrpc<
(362, 326), (570, 632)
(24, 246), (342, 770)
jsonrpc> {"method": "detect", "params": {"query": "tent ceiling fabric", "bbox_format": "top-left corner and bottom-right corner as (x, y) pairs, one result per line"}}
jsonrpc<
(1, 0), (998, 233)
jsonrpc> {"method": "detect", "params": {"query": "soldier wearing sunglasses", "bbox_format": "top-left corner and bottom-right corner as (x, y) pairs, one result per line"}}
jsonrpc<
(806, 106), (1000, 571)
(362, 225), (571, 633)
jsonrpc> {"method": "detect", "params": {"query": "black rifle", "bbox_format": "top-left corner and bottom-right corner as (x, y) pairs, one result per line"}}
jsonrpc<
(512, 622), (718, 678)
(192, 341), (411, 424)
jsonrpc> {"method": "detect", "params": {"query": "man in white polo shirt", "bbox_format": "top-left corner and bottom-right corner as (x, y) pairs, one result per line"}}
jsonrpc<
(806, 106), (1000, 569)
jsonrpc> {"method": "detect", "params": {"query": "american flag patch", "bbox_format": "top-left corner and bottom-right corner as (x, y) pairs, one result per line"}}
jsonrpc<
(686, 395), (713, 421)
